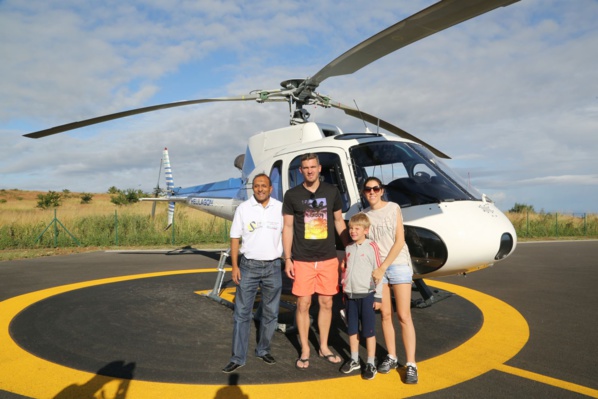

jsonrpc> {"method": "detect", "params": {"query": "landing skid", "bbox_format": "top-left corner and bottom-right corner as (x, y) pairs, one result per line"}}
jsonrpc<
(201, 249), (298, 334)
(411, 278), (453, 308)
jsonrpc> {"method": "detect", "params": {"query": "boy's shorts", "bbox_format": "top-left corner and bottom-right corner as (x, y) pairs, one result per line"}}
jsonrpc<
(292, 258), (339, 296)
(382, 264), (413, 285)
(345, 293), (376, 338)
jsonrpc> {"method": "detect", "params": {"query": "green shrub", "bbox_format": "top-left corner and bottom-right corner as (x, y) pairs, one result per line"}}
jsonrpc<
(80, 193), (94, 204)
(110, 188), (143, 206)
(36, 191), (62, 209)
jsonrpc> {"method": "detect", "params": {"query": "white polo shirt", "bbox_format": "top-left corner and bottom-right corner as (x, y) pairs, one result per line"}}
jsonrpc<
(230, 195), (283, 261)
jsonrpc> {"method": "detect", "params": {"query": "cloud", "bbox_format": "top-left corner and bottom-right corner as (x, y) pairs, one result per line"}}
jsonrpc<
(1, 0), (597, 214)
(516, 175), (598, 187)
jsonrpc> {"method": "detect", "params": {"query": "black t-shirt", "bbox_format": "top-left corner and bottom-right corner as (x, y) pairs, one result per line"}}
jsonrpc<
(282, 182), (342, 262)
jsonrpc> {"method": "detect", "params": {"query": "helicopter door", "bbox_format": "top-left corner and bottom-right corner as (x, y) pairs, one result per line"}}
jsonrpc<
(287, 152), (351, 212)
(269, 160), (283, 202)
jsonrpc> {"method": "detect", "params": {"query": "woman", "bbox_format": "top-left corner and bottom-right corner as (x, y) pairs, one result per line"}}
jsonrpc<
(362, 176), (418, 384)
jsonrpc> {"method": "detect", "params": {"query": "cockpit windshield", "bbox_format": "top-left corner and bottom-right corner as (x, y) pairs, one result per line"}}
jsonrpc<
(350, 141), (482, 208)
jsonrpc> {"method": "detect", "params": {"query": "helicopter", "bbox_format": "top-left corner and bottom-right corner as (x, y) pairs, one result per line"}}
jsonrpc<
(23, 0), (519, 305)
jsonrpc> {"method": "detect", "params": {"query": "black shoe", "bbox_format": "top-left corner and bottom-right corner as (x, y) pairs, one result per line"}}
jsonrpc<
(257, 354), (276, 365)
(363, 363), (377, 380)
(405, 364), (418, 384)
(222, 362), (244, 373)
(377, 355), (398, 374)
(340, 359), (361, 374)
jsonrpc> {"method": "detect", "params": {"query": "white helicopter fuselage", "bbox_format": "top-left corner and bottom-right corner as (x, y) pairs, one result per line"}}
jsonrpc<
(169, 121), (516, 279)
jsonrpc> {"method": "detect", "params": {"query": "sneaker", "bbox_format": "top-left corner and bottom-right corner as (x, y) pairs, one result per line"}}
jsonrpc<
(377, 355), (398, 374)
(340, 359), (361, 374)
(257, 353), (276, 365)
(405, 364), (418, 384)
(222, 362), (244, 373)
(363, 363), (377, 380)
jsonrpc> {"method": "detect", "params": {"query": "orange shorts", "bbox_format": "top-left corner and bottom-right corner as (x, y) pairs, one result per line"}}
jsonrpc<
(292, 258), (340, 297)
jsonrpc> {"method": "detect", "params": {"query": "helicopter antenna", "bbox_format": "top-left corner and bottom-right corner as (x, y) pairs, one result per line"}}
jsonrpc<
(353, 100), (368, 131)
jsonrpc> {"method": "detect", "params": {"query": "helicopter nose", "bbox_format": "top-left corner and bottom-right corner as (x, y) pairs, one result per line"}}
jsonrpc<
(403, 201), (517, 278)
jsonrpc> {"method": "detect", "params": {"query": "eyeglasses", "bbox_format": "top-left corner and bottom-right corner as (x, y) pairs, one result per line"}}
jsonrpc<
(363, 186), (382, 193)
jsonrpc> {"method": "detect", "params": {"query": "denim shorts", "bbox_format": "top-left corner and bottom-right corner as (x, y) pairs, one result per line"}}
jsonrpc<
(382, 264), (413, 285)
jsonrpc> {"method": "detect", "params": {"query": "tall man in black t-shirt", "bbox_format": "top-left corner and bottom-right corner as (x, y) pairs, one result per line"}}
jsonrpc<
(282, 153), (349, 370)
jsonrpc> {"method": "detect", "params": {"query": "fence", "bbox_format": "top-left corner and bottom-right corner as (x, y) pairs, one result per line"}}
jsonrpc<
(0, 210), (229, 249)
(2, 210), (596, 250)
(508, 211), (598, 239)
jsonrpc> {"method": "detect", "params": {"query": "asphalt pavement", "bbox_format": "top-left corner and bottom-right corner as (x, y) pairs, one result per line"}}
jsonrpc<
(0, 241), (596, 398)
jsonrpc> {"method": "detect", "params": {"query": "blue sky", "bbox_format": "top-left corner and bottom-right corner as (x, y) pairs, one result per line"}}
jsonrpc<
(1, 0), (597, 214)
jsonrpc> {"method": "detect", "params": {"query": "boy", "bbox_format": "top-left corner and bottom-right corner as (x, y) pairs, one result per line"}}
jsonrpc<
(340, 213), (383, 380)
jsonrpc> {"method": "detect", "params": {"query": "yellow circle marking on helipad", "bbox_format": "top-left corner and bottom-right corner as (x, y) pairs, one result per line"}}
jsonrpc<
(0, 271), (529, 399)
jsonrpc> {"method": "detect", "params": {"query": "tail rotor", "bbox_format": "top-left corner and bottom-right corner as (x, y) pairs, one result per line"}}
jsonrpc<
(163, 148), (175, 230)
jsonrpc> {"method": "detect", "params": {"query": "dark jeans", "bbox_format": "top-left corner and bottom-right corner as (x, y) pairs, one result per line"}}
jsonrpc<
(230, 256), (282, 364)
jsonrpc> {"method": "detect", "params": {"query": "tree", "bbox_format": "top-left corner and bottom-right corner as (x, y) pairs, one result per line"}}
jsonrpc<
(110, 188), (143, 206)
(37, 191), (62, 209)
(509, 203), (535, 213)
(107, 186), (119, 194)
(80, 193), (94, 204)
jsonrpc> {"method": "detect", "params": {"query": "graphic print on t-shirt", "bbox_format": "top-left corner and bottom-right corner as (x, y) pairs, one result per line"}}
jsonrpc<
(304, 197), (328, 239)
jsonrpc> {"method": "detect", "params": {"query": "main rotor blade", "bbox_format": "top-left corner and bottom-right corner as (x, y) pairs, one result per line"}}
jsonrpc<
(23, 94), (263, 138)
(329, 100), (450, 159)
(308, 0), (519, 87)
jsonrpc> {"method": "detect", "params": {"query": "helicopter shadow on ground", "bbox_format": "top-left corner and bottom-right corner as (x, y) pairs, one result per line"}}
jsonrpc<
(112, 246), (225, 261)
(249, 275), (374, 370)
(52, 360), (136, 399)
(300, 293), (391, 366)
(245, 264), (394, 370)
(165, 246), (224, 260)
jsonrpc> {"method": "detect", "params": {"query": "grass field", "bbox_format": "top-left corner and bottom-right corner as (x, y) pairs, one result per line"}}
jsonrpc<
(0, 189), (229, 260)
(1, 189), (596, 261)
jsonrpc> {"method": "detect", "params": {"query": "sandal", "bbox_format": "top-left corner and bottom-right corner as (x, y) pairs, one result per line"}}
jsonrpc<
(318, 351), (341, 364)
(295, 358), (309, 370)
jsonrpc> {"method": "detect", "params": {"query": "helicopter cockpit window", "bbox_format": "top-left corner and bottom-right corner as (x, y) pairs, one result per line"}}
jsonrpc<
(408, 143), (483, 200)
(350, 142), (481, 208)
(288, 152), (350, 212)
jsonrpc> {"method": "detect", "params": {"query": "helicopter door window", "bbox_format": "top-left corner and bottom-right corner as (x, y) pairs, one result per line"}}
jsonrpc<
(269, 161), (283, 202)
(288, 152), (350, 212)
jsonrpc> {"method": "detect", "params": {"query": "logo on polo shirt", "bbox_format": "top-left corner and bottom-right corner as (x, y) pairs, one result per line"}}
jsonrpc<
(248, 221), (258, 232)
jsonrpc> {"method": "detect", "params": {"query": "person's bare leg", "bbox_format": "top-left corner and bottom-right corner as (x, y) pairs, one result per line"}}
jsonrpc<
(366, 336), (376, 361)
(349, 333), (359, 355)
(296, 295), (312, 368)
(317, 295), (340, 362)
(380, 283), (397, 357)
(394, 283), (416, 364)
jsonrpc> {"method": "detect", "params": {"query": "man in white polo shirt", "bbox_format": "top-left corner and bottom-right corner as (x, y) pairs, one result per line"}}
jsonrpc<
(222, 173), (284, 373)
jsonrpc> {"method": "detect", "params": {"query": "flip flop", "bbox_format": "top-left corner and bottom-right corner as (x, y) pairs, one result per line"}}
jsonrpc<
(318, 351), (341, 364)
(295, 358), (309, 370)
